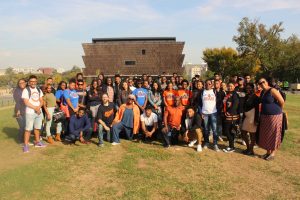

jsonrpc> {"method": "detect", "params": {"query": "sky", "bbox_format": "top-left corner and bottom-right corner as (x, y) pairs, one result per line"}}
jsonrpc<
(0, 0), (300, 70)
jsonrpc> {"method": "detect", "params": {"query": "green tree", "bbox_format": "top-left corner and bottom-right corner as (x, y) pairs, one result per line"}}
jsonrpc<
(202, 47), (239, 78)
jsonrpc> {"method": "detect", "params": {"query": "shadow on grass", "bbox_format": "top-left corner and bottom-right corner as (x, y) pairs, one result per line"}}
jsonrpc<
(2, 127), (19, 143)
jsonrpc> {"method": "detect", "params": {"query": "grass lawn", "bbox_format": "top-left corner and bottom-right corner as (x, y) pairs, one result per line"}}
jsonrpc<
(0, 94), (299, 200)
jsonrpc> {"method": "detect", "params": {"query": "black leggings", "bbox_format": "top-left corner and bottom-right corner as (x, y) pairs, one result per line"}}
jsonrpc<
(223, 120), (237, 148)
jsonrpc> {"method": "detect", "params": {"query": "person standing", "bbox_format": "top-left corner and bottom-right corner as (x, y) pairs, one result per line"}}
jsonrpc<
(87, 79), (101, 133)
(177, 79), (192, 107)
(241, 83), (259, 156)
(117, 81), (131, 107)
(199, 79), (220, 152)
(257, 78), (284, 161)
(64, 79), (79, 117)
(55, 81), (67, 141)
(97, 93), (116, 147)
(148, 81), (162, 122)
(43, 84), (57, 144)
(22, 75), (46, 153)
(106, 77), (114, 103)
(214, 80), (225, 142)
(132, 79), (148, 112)
(13, 79), (27, 144)
(222, 82), (240, 153)
(163, 82), (177, 107)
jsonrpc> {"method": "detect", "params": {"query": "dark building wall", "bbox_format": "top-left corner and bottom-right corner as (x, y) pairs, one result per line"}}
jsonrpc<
(82, 38), (185, 76)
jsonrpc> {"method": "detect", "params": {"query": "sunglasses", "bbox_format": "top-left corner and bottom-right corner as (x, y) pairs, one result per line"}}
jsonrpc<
(258, 81), (266, 85)
(128, 98), (135, 100)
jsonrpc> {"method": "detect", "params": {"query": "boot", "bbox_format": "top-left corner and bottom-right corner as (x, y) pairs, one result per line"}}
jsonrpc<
(55, 134), (61, 142)
(47, 136), (54, 144)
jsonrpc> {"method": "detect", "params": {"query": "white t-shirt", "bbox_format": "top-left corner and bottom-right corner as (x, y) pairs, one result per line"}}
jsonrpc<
(201, 89), (217, 114)
(22, 87), (44, 114)
(140, 112), (158, 126)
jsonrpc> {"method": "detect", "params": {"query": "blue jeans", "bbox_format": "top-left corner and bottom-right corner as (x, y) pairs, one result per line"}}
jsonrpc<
(98, 124), (111, 144)
(112, 122), (133, 143)
(203, 112), (218, 145)
(16, 115), (26, 143)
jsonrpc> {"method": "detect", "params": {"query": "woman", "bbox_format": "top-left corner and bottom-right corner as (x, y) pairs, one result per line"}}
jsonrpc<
(43, 84), (57, 144)
(87, 79), (102, 132)
(148, 81), (162, 122)
(221, 82), (227, 92)
(97, 73), (105, 82)
(13, 78), (27, 144)
(55, 81), (67, 141)
(106, 77), (114, 103)
(241, 83), (260, 155)
(257, 78), (284, 161)
(111, 94), (140, 144)
(170, 77), (178, 90)
(163, 82), (177, 107)
(117, 81), (131, 107)
(222, 82), (240, 153)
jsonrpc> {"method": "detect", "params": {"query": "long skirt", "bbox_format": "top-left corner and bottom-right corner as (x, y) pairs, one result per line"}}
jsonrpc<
(258, 114), (282, 151)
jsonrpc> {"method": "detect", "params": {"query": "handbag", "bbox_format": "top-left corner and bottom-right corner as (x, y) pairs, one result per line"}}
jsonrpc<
(53, 108), (66, 123)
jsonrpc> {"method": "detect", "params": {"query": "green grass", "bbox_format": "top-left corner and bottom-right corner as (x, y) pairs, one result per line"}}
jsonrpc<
(0, 94), (299, 200)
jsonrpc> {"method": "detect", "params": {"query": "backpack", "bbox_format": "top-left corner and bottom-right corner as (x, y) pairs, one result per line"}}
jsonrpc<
(26, 86), (41, 100)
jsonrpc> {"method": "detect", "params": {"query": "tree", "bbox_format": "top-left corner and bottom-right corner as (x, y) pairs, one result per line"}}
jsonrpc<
(233, 17), (284, 75)
(5, 67), (14, 76)
(202, 47), (239, 79)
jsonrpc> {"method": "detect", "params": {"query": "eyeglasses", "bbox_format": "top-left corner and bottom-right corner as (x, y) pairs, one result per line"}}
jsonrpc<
(258, 81), (266, 85)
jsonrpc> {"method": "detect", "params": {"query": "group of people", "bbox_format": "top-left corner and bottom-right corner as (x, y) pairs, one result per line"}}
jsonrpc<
(13, 72), (286, 161)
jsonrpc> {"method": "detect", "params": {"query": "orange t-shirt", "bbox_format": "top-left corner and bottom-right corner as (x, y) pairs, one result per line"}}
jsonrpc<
(165, 106), (185, 129)
(177, 89), (192, 106)
(163, 90), (177, 106)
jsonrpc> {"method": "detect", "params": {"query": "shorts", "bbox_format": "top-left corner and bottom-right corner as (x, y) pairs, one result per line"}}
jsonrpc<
(25, 112), (43, 131)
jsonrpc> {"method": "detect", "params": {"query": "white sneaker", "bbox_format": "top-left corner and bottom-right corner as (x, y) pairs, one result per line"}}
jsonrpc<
(214, 145), (220, 152)
(188, 140), (197, 147)
(197, 145), (202, 152)
(203, 143), (209, 149)
(111, 142), (120, 146)
(218, 136), (223, 142)
(242, 140), (246, 146)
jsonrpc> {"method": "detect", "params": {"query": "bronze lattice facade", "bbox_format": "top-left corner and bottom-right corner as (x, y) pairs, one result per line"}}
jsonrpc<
(82, 37), (185, 76)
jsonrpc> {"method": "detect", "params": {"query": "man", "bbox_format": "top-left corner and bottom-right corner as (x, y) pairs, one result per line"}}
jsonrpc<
(22, 75), (46, 153)
(235, 77), (246, 145)
(64, 79), (79, 117)
(140, 106), (158, 142)
(97, 93), (116, 147)
(244, 74), (252, 84)
(177, 79), (192, 107)
(65, 108), (91, 144)
(199, 79), (220, 151)
(161, 97), (185, 148)
(214, 73), (222, 83)
(142, 74), (148, 82)
(114, 74), (122, 105)
(143, 80), (151, 91)
(76, 79), (87, 109)
(128, 78), (136, 91)
(181, 106), (203, 152)
(214, 80), (225, 142)
(45, 77), (56, 94)
(132, 79), (148, 112)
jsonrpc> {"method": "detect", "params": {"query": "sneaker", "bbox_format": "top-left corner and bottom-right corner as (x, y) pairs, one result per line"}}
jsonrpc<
(164, 144), (171, 149)
(23, 145), (29, 153)
(214, 145), (220, 152)
(196, 145), (202, 152)
(98, 143), (104, 147)
(223, 147), (235, 153)
(203, 143), (209, 149)
(188, 140), (197, 147)
(218, 136), (224, 142)
(28, 142), (34, 146)
(34, 141), (46, 148)
(111, 142), (120, 146)
(242, 140), (246, 146)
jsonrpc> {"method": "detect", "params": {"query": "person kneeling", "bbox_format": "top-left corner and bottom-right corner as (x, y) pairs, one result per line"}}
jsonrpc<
(65, 108), (91, 144)
(140, 106), (158, 143)
(180, 106), (204, 152)
(111, 94), (140, 145)
(97, 93), (116, 147)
